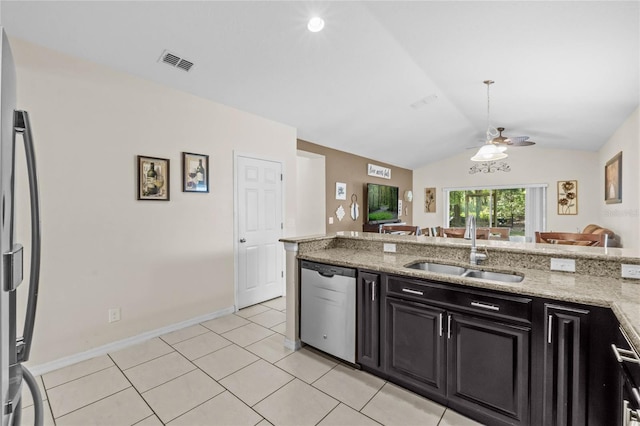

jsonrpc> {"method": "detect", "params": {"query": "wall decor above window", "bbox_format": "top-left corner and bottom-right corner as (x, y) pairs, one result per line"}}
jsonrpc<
(557, 180), (578, 215)
(137, 155), (170, 201)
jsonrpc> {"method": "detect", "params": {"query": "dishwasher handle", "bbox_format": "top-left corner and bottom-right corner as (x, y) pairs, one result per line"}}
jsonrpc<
(318, 271), (335, 278)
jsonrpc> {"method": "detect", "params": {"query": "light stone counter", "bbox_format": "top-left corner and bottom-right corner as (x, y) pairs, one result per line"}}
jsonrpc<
(281, 233), (640, 354)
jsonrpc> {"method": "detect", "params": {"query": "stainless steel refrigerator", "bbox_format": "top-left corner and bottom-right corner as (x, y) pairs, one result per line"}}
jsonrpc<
(0, 27), (43, 426)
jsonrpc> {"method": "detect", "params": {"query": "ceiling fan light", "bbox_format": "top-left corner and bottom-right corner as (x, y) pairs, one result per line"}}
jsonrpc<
(471, 144), (509, 162)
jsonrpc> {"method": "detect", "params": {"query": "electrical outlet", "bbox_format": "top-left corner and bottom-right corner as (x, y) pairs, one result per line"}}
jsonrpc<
(550, 258), (576, 273)
(621, 264), (640, 279)
(328, 217), (333, 225)
(108, 308), (121, 323)
(383, 243), (396, 253)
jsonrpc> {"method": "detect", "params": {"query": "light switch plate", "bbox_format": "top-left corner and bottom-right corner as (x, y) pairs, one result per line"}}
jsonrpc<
(550, 258), (576, 273)
(621, 264), (640, 279)
(328, 217), (333, 225)
(383, 243), (397, 253)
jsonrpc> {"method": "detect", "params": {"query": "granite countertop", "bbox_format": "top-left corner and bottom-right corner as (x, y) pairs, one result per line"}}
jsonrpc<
(295, 245), (640, 354)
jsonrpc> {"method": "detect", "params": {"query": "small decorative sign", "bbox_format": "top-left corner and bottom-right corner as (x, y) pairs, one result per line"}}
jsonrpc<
(367, 163), (391, 179)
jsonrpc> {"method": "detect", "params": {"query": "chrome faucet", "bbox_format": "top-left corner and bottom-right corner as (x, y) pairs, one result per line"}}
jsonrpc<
(466, 215), (487, 265)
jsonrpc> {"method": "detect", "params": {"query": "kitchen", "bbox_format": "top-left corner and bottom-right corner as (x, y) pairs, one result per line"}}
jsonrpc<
(0, 1), (638, 425)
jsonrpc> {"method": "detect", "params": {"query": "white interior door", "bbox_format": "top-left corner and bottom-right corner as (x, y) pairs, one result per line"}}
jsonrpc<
(236, 155), (284, 309)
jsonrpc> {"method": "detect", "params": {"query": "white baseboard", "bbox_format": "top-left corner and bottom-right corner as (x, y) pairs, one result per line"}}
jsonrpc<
(28, 306), (236, 377)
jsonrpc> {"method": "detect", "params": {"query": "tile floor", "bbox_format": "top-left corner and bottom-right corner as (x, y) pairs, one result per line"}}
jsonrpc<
(22, 297), (482, 425)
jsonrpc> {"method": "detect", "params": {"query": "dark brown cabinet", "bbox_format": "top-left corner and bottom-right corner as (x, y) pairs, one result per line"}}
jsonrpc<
(541, 304), (589, 426)
(385, 297), (446, 397)
(357, 271), (381, 370)
(447, 312), (530, 425)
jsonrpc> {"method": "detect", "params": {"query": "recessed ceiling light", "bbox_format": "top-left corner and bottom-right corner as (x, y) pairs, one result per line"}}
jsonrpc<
(307, 17), (325, 33)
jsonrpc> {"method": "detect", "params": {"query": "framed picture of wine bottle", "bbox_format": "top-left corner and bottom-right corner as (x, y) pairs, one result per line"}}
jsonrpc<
(182, 152), (210, 193)
(137, 155), (170, 201)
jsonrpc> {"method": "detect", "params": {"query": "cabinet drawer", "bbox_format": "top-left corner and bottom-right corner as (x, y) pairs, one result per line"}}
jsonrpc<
(387, 276), (532, 323)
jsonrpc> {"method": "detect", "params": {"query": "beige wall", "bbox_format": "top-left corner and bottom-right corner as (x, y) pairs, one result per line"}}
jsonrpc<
(413, 146), (601, 235)
(12, 38), (298, 366)
(598, 107), (640, 249)
(297, 140), (413, 234)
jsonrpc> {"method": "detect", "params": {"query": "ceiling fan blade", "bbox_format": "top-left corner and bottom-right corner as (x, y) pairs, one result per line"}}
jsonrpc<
(510, 140), (536, 147)
(509, 135), (530, 143)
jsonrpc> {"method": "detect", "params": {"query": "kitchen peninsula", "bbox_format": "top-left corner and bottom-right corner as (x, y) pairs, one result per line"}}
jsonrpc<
(281, 232), (640, 425)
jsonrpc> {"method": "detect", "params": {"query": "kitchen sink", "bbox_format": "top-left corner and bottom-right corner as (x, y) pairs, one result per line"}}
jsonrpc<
(405, 262), (524, 283)
(461, 269), (524, 283)
(405, 262), (467, 276)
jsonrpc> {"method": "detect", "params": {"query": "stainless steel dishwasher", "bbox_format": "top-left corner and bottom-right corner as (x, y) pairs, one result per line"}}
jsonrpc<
(300, 260), (356, 363)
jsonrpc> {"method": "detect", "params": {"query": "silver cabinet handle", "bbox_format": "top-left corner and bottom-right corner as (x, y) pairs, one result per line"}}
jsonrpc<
(470, 301), (499, 311)
(447, 314), (452, 339)
(240, 238), (246, 243)
(439, 313), (443, 337)
(371, 280), (376, 302)
(612, 344), (640, 365)
(402, 288), (423, 296)
(547, 315), (553, 344)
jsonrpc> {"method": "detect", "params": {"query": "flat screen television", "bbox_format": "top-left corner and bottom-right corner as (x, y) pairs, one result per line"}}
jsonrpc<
(367, 183), (399, 224)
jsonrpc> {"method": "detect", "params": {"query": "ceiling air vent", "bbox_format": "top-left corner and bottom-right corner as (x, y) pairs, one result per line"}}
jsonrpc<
(159, 50), (194, 72)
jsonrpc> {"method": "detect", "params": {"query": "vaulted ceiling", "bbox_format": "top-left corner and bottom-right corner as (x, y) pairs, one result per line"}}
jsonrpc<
(1, 1), (638, 169)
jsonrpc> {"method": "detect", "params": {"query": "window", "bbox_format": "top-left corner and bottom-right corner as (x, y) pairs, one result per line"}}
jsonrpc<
(444, 184), (547, 241)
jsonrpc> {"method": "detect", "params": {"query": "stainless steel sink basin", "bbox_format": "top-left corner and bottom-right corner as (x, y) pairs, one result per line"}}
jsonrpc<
(405, 262), (524, 283)
(405, 262), (467, 276)
(462, 269), (524, 283)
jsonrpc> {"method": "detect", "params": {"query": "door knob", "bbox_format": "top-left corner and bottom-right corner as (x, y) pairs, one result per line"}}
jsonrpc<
(240, 238), (246, 243)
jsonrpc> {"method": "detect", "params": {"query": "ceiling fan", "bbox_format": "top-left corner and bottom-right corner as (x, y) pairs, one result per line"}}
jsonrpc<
(490, 127), (536, 147)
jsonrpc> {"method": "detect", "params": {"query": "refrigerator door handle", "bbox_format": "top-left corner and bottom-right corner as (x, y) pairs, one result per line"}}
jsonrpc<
(13, 110), (41, 363)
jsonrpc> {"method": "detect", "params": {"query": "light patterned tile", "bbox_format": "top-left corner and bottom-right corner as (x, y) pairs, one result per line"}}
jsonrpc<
(261, 297), (286, 311)
(124, 351), (195, 393)
(313, 364), (385, 411)
(245, 333), (293, 363)
(439, 408), (484, 426)
(193, 344), (259, 380)
(161, 324), (210, 345)
(55, 387), (151, 426)
(275, 348), (337, 384)
(219, 359), (293, 407)
(47, 366), (130, 418)
(247, 310), (286, 328)
(21, 400), (55, 426)
(201, 314), (250, 334)
(236, 304), (270, 318)
(318, 403), (381, 426)
(270, 322), (286, 335)
(361, 382), (445, 425)
(254, 379), (338, 426)
(172, 331), (232, 360)
(134, 415), (163, 426)
(222, 323), (275, 347)
(168, 391), (262, 426)
(43, 356), (114, 390)
(109, 338), (173, 370)
(142, 370), (224, 423)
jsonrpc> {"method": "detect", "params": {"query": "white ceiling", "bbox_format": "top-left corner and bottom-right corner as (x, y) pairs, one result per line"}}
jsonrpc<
(1, 1), (638, 169)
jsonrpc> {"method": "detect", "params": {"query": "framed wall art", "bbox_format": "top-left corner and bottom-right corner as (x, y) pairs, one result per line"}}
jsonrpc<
(137, 155), (170, 201)
(605, 151), (622, 204)
(335, 182), (347, 200)
(425, 187), (436, 213)
(182, 152), (210, 193)
(557, 180), (577, 215)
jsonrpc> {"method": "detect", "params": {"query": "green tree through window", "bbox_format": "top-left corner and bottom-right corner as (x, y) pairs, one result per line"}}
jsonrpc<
(448, 188), (526, 236)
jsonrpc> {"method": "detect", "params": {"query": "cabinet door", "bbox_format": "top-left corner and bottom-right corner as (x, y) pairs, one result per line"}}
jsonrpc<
(386, 297), (446, 395)
(447, 313), (530, 425)
(542, 304), (589, 426)
(357, 272), (380, 369)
